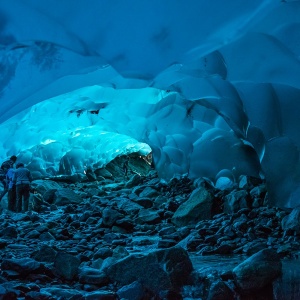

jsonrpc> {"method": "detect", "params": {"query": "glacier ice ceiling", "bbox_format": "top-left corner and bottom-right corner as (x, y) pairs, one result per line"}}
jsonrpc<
(1, 0), (300, 208)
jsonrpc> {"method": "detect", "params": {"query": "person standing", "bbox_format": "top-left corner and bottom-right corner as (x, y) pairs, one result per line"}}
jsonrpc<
(122, 156), (129, 180)
(0, 155), (17, 201)
(6, 167), (16, 211)
(13, 162), (32, 213)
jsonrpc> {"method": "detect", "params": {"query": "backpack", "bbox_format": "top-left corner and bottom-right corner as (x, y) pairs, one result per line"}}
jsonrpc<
(0, 160), (12, 180)
(1, 160), (12, 171)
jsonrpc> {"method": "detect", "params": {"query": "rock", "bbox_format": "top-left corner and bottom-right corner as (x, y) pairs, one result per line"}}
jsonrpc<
(31, 180), (61, 196)
(116, 198), (143, 215)
(207, 280), (234, 300)
(40, 287), (83, 299)
(282, 207), (300, 233)
(157, 239), (177, 248)
(78, 267), (109, 286)
(171, 187), (214, 227)
(233, 248), (282, 293)
(125, 174), (142, 188)
(134, 209), (161, 225)
(94, 167), (113, 179)
(131, 197), (153, 208)
(139, 187), (160, 198)
(94, 247), (113, 260)
(102, 207), (123, 227)
(0, 226), (18, 238)
(54, 188), (82, 206)
(39, 232), (55, 241)
(85, 290), (116, 299)
(54, 252), (81, 280)
(224, 190), (249, 213)
(24, 230), (40, 239)
(104, 246), (193, 293)
(0, 285), (17, 300)
(32, 245), (57, 262)
(239, 175), (263, 190)
(1, 258), (41, 276)
(117, 281), (144, 300)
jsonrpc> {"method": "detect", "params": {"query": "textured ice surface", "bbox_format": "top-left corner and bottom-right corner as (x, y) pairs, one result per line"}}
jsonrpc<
(1, 0), (300, 207)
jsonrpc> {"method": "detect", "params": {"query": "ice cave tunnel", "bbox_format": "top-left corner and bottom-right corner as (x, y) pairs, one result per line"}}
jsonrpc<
(1, 0), (300, 208)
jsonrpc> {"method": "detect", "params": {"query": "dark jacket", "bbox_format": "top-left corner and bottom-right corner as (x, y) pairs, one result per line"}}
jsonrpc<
(12, 167), (32, 185)
(1, 159), (15, 172)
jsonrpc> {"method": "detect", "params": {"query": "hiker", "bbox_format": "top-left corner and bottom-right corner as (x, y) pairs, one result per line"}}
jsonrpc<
(85, 166), (97, 182)
(31, 189), (45, 213)
(0, 155), (17, 201)
(13, 162), (32, 213)
(123, 156), (130, 179)
(6, 167), (16, 211)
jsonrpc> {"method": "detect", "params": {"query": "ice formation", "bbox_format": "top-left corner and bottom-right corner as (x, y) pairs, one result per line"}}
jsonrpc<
(1, 0), (300, 208)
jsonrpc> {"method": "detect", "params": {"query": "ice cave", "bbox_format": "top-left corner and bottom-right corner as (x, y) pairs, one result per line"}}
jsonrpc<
(1, 0), (300, 208)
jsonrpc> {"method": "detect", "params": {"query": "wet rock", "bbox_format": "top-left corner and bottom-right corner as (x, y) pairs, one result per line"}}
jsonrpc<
(282, 207), (300, 233)
(135, 209), (161, 225)
(139, 186), (160, 198)
(117, 280), (144, 300)
(104, 246), (193, 293)
(78, 267), (109, 286)
(0, 225), (18, 238)
(39, 231), (55, 241)
(54, 252), (81, 280)
(94, 247), (113, 260)
(40, 287), (83, 299)
(116, 199), (143, 215)
(157, 239), (177, 248)
(207, 280), (234, 300)
(31, 244), (57, 262)
(115, 218), (135, 231)
(239, 175), (263, 190)
(0, 285), (17, 300)
(31, 180), (61, 196)
(54, 188), (82, 206)
(24, 230), (40, 239)
(224, 190), (249, 213)
(132, 197), (153, 208)
(102, 207), (123, 227)
(1, 258), (41, 276)
(85, 290), (116, 299)
(172, 187), (214, 227)
(125, 174), (142, 188)
(233, 248), (282, 293)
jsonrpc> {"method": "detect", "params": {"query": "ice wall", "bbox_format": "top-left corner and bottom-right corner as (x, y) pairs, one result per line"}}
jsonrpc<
(1, 0), (300, 208)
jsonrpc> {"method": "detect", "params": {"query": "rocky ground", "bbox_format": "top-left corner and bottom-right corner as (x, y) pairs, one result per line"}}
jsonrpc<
(0, 157), (299, 300)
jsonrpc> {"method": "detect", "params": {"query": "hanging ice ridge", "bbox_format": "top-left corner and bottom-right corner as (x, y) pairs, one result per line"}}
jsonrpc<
(1, 0), (300, 208)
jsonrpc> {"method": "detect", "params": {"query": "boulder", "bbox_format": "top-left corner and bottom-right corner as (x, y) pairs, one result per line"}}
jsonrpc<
(135, 209), (161, 225)
(32, 244), (57, 262)
(1, 258), (41, 276)
(233, 248), (282, 293)
(53, 188), (82, 206)
(282, 207), (300, 233)
(139, 186), (160, 198)
(94, 168), (113, 179)
(40, 287), (83, 299)
(78, 267), (109, 286)
(102, 207), (124, 227)
(31, 180), (61, 196)
(224, 190), (249, 213)
(104, 246), (193, 293)
(171, 187), (214, 227)
(54, 252), (80, 280)
(125, 174), (142, 188)
(117, 281), (144, 300)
